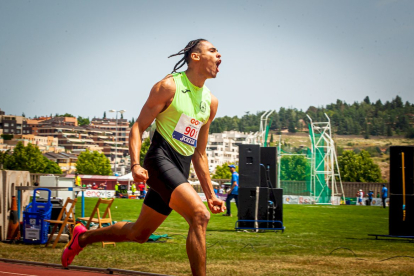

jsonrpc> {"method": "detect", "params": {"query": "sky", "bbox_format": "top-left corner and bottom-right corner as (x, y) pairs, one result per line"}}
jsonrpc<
(1, 0), (413, 121)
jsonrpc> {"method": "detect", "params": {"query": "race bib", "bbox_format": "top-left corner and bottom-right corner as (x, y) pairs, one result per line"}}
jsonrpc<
(172, 113), (203, 147)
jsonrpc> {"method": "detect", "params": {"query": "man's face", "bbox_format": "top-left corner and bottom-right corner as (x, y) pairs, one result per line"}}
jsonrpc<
(192, 41), (221, 78)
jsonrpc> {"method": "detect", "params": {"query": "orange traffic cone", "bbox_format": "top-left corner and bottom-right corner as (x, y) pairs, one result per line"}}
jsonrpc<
(7, 196), (20, 240)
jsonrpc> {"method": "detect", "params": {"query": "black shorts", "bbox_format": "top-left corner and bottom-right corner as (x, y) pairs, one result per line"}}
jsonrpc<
(143, 131), (192, 216)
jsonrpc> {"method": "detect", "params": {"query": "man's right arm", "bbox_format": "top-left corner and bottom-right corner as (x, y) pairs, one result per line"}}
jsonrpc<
(129, 75), (175, 183)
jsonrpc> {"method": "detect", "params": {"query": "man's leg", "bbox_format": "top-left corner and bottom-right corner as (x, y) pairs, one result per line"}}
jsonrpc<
(382, 198), (386, 208)
(78, 203), (167, 247)
(235, 194), (239, 210)
(169, 183), (210, 276)
(225, 194), (233, 215)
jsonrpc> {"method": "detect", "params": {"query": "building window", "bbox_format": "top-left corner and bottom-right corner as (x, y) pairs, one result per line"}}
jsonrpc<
(4, 123), (9, 127)
(4, 129), (9, 133)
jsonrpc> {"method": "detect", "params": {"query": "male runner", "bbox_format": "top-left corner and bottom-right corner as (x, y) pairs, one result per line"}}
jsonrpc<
(62, 39), (224, 276)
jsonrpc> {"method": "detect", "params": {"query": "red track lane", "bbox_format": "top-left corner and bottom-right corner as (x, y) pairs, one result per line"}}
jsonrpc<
(0, 262), (105, 276)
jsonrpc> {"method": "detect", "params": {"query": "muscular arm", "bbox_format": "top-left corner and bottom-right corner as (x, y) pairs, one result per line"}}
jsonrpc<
(192, 94), (225, 213)
(129, 75), (175, 182)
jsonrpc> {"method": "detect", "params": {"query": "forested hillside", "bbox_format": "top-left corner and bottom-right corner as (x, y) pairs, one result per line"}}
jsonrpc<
(210, 96), (414, 138)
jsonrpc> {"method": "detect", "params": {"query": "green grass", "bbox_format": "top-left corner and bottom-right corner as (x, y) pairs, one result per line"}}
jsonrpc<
(1, 198), (414, 275)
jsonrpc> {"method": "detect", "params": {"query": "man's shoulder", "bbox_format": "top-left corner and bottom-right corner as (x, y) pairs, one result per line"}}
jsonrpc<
(151, 75), (176, 96)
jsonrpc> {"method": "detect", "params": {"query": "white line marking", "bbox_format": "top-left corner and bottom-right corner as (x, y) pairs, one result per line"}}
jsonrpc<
(0, 271), (37, 276)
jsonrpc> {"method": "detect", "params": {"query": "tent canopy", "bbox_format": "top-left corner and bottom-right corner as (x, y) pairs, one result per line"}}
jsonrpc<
(117, 172), (134, 181)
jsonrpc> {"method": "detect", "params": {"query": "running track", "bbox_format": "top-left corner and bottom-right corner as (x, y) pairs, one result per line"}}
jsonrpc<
(0, 260), (170, 276)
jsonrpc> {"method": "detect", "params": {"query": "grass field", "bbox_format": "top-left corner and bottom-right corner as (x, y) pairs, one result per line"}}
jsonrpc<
(1, 198), (414, 275)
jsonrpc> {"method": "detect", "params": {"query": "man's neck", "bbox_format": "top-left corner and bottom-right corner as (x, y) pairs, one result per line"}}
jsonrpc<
(185, 68), (207, 88)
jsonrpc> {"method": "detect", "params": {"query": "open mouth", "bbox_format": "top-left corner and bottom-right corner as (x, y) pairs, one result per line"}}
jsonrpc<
(216, 60), (221, 72)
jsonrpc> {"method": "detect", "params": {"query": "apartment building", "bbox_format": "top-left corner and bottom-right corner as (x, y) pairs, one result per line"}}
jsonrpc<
(37, 123), (101, 155)
(3, 134), (63, 153)
(0, 112), (32, 135)
(89, 118), (130, 161)
(43, 152), (78, 173)
(206, 131), (259, 171)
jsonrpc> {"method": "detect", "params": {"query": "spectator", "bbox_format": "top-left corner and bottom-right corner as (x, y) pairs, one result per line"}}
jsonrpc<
(367, 190), (374, 206)
(115, 182), (120, 197)
(381, 184), (388, 208)
(219, 185), (224, 194)
(358, 189), (364, 205)
(224, 165), (239, 217)
(138, 182), (145, 197)
(131, 183), (137, 195)
(92, 183), (98, 190)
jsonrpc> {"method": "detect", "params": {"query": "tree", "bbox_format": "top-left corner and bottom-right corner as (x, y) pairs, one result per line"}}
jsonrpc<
(280, 155), (309, 181)
(0, 150), (11, 169)
(121, 113), (124, 119)
(337, 150), (384, 182)
(212, 162), (237, 179)
(56, 113), (75, 117)
(288, 121), (296, 133)
(103, 111), (106, 119)
(129, 117), (135, 127)
(406, 127), (414, 139)
(4, 142), (62, 174)
(43, 157), (63, 174)
(77, 116), (90, 126)
(22, 112), (25, 117)
(76, 150), (112, 175)
(140, 137), (151, 165)
(386, 125), (393, 137)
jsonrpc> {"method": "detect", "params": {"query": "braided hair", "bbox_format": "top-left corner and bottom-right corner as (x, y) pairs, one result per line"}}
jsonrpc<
(168, 39), (207, 73)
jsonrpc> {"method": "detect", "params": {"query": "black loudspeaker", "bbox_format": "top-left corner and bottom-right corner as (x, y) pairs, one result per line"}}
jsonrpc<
(389, 194), (414, 236)
(268, 188), (283, 225)
(238, 187), (269, 228)
(390, 146), (414, 195)
(239, 144), (261, 188)
(260, 147), (277, 188)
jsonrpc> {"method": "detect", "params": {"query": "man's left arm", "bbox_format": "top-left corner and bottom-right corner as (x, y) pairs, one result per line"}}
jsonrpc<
(192, 94), (226, 214)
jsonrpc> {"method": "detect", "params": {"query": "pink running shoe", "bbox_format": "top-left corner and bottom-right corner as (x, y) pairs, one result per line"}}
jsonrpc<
(61, 223), (87, 268)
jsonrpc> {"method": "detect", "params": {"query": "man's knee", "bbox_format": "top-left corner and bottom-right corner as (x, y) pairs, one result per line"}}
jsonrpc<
(189, 208), (210, 228)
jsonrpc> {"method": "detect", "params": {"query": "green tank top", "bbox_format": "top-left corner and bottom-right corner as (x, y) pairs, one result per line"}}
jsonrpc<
(155, 72), (211, 156)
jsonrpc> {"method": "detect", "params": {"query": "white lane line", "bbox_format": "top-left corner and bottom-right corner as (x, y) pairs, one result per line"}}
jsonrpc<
(0, 271), (38, 276)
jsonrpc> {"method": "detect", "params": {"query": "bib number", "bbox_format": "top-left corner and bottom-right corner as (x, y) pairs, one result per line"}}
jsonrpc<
(172, 113), (203, 147)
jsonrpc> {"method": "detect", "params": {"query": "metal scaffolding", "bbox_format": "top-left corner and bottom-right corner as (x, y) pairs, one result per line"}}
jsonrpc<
(307, 113), (345, 204)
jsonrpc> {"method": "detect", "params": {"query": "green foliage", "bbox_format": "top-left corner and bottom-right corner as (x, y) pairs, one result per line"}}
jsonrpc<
(1, 134), (13, 140)
(77, 116), (90, 126)
(337, 150), (384, 182)
(406, 127), (414, 139)
(280, 155), (309, 181)
(103, 111), (106, 119)
(209, 96), (414, 136)
(140, 137), (151, 165)
(129, 117), (135, 127)
(212, 162), (238, 179)
(364, 146), (382, 157)
(0, 150), (11, 169)
(56, 113), (75, 117)
(76, 149), (112, 175)
(2, 142), (62, 174)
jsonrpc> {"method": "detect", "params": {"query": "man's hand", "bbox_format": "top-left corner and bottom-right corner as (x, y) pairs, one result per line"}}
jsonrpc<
(227, 190), (232, 195)
(132, 165), (149, 183)
(207, 196), (226, 214)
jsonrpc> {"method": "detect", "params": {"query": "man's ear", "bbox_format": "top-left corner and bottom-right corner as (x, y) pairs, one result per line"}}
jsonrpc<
(191, 52), (201, 61)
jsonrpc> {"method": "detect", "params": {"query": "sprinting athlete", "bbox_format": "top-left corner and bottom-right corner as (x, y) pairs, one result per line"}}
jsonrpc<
(62, 39), (225, 276)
